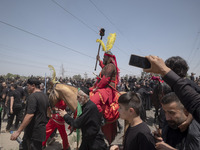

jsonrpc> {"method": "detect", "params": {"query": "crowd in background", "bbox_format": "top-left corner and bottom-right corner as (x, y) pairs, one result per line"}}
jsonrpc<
(1, 71), (200, 149)
(1, 72), (199, 129)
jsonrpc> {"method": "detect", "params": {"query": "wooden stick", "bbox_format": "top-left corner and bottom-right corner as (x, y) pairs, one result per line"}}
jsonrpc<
(94, 28), (105, 71)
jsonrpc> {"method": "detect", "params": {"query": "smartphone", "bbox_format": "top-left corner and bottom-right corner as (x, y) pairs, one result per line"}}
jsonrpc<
(129, 54), (151, 69)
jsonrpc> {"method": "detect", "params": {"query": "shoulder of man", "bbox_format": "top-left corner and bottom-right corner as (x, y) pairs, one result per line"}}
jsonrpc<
(188, 119), (200, 135)
(185, 119), (200, 149)
(185, 78), (200, 93)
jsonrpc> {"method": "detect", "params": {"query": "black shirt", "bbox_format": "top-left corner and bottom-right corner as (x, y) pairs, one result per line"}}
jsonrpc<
(162, 125), (187, 149)
(123, 122), (156, 150)
(162, 119), (200, 150)
(16, 86), (25, 99)
(9, 89), (22, 109)
(24, 91), (49, 142)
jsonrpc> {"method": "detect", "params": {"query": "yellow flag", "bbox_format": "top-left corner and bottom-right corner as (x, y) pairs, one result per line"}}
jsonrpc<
(106, 33), (116, 51)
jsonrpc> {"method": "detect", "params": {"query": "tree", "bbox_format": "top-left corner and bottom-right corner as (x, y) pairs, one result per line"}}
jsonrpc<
(73, 74), (82, 81)
(6, 73), (13, 79)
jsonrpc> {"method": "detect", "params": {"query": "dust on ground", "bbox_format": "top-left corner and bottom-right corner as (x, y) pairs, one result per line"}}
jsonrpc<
(0, 109), (156, 150)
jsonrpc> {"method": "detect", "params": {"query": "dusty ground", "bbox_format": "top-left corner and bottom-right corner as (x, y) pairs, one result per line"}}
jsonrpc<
(0, 109), (156, 150)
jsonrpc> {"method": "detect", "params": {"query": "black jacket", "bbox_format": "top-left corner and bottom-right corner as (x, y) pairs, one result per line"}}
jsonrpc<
(63, 100), (107, 150)
(163, 71), (200, 123)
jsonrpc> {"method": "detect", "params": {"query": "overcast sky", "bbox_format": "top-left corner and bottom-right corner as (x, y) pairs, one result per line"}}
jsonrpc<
(0, 0), (200, 78)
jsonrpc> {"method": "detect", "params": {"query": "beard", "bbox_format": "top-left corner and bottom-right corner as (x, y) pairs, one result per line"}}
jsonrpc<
(167, 120), (179, 129)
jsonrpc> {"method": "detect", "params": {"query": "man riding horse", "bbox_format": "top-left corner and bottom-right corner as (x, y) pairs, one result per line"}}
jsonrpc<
(89, 33), (120, 144)
(89, 51), (120, 122)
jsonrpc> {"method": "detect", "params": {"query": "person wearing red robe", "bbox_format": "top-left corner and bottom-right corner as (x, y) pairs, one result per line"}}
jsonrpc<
(89, 51), (120, 144)
(42, 100), (70, 150)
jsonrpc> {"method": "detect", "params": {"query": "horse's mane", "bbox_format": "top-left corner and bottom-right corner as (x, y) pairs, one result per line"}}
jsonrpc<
(49, 83), (78, 112)
(63, 83), (78, 93)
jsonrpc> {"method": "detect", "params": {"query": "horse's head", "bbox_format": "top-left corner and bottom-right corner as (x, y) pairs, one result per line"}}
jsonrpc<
(49, 87), (60, 107)
(49, 83), (78, 112)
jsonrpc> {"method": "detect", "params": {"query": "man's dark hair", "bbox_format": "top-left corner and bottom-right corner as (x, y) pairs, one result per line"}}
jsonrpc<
(161, 92), (184, 109)
(79, 86), (89, 95)
(27, 78), (41, 88)
(118, 91), (142, 115)
(165, 56), (189, 78)
(11, 83), (17, 89)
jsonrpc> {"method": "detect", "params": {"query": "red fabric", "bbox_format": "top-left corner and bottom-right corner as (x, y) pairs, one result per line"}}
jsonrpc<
(101, 121), (118, 145)
(42, 119), (69, 150)
(90, 87), (114, 113)
(151, 76), (164, 83)
(103, 91), (119, 122)
(99, 60), (105, 68)
(90, 89), (119, 122)
(43, 100), (69, 149)
(55, 100), (67, 110)
(96, 75), (110, 89)
(52, 100), (67, 122)
(104, 53), (120, 85)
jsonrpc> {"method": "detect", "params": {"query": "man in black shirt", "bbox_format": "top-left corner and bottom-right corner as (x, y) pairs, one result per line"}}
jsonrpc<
(6, 83), (23, 131)
(154, 92), (200, 150)
(59, 86), (107, 150)
(10, 78), (49, 150)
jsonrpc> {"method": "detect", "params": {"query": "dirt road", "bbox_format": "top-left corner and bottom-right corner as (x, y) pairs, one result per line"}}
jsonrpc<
(0, 109), (156, 150)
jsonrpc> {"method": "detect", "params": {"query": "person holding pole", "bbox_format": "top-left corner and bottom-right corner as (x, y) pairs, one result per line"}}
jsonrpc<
(90, 32), (120, 144)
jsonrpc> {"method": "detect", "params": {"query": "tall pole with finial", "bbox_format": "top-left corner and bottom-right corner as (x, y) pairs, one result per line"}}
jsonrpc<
(94, 28), (105, 71)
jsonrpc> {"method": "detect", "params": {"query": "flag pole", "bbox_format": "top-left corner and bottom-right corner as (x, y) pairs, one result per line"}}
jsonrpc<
(94, 28), (105, 71)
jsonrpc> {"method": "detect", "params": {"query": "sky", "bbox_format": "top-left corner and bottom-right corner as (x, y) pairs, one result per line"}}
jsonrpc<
(0, 0), (200, 79)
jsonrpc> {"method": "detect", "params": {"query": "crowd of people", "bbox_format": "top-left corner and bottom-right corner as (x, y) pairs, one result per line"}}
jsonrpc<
(0, 53), (200, 150)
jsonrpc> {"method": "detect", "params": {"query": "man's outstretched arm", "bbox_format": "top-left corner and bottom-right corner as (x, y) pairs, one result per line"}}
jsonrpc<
(143, 55), (200, 123)
(10, 114), (34, 140)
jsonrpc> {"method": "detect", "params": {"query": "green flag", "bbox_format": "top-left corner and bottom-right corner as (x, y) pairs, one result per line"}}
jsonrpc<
(76, 101), (82, 148)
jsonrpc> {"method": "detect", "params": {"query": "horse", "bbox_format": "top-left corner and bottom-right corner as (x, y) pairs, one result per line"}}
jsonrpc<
(48, 83), (125, 145)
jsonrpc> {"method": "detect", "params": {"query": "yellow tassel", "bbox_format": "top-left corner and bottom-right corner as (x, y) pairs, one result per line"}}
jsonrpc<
(96, 39), (106, 51)
(48, 65), (58, 84)
(96, 33), (116, 52)
(106, 33), (116, 51)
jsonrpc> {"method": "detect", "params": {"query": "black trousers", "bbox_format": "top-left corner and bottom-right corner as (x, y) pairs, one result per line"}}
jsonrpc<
(80, 134), (108, 150)
(6, 107), (23, 130)
(21, 138), (42, 150)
